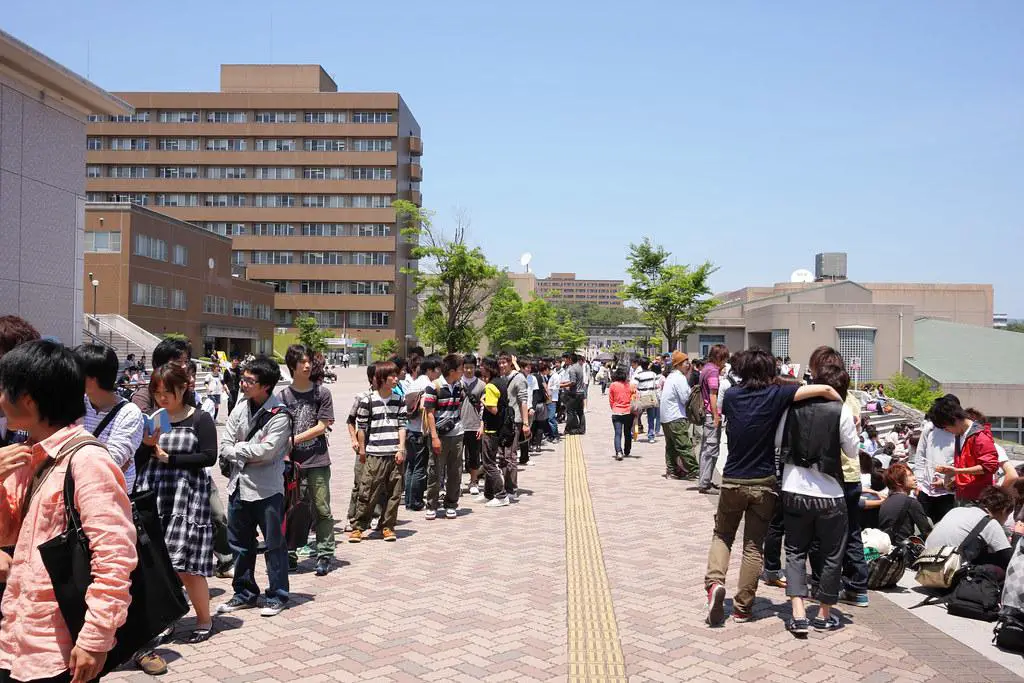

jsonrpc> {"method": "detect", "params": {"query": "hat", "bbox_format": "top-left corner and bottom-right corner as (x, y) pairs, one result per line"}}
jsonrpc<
(671, 351), (689, 368)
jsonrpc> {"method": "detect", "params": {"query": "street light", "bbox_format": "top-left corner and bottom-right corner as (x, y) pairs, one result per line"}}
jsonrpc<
(88, 272), (99, 316)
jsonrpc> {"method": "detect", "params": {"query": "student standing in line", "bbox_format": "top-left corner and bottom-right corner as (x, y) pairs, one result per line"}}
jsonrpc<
(423, 354), (465, 520)
(460, 354), (485, 496)
(476, 357), (510, 507)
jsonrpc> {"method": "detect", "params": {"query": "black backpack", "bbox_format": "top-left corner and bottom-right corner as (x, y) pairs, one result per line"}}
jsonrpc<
(493, 375), (515, 447)
(946, 565), (1005, 622)
(995, 607), (1024, 652)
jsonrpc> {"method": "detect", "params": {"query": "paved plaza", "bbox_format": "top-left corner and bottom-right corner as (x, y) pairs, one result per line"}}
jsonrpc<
(108, 367), (1023, 682)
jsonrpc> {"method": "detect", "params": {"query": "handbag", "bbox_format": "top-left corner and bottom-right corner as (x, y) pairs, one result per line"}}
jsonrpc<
(912, 514), (992, 589)
(37, 438), (189, 676)
(634, 391), (659, 411)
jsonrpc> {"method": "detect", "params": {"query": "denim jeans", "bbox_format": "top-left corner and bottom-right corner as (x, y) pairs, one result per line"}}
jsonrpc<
(547, 402), (559, 438)
(645, 406), (659, 438)
(228, 492), (289, 603)
(404, 431), (429, 510)
(611, 414), (633, 456)
(841, 481), (869, 594)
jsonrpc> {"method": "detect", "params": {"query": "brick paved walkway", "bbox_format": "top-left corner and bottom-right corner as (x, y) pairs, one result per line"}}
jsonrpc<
(107, 369), (1022, 682)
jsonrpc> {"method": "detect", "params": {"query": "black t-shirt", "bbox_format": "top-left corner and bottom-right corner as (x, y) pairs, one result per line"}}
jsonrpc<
(722, 383), (799, 479)
(879, 492), (933, 544)
(280, 385), (334, 468)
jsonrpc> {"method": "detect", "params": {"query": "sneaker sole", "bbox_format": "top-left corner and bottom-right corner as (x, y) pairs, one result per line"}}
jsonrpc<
(707, 585), (726, 626)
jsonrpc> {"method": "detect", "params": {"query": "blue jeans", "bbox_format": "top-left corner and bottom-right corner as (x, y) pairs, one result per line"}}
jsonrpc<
(547, 402), (559, 438)
(841, 481), (869, 593)
(228, 491), (289, 603)
(612, 414), (633, 455)
(404, 432), (428, 510)
(645, 407), (659, 438)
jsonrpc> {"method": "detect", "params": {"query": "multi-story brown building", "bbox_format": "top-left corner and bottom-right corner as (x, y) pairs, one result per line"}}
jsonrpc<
(536, 273), (624, 307)
(84, 203), (275, 355)
(84, 64), (421, 350)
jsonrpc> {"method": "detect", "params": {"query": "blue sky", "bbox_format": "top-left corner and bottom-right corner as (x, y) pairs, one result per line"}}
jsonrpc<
(6, 1), (1022, 314)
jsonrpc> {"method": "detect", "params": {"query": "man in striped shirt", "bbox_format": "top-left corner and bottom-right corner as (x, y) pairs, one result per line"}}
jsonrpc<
(633, 357), (660, 443)
(423, 354), (465, 520)
(350, 361), (408, 542)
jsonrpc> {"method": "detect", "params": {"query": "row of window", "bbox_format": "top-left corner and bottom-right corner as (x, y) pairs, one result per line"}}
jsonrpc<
(198, 223), (391, 237)
(273, 310), (391, 327)
(262, 280), (392, 295)
(133, 234), (188, 265)
(241, 250), (393, 266)
(88, 111), (394, 124)
(87, 137), (393, 152)
(89, 165), (395, 180)
(201, 295), (273, 320)
(132, 283), (187, 310)
(87, 193), (393, 209)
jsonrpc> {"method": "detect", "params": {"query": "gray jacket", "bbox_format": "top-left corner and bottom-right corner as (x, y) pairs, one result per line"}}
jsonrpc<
(219, 393), (291, 502)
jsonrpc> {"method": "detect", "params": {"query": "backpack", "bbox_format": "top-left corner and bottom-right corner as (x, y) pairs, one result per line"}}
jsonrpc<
(946, 565), (1004, 622)
(686, 385), (704, 425)
(493, 375), (515, 447)
(995, 607), (1024, 652)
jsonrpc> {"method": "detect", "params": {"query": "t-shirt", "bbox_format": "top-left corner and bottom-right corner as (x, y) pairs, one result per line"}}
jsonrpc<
(402, 374), (431, 433)
(482, 382), (502, 434)
(547, 371), (562, 402)
(279, 384), (335, 469)
(423, 376), (464, 438)
(356, 391), (408, 458)
(608, 381), (633, 415)
(460, 376), (485, 432)
(925, 506), (1010, 555)
(506, 371), (529, 424)
(634, 370), (658, 394)
(565, 364), (585, 393)
(721, 383), (800, 480)
(840, 392), (863, 483)
(878, 492), (933, 544)
(700, 364), (720, 413)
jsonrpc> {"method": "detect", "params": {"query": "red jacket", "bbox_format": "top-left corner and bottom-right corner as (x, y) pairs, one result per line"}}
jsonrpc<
(954, 422), (999, 501)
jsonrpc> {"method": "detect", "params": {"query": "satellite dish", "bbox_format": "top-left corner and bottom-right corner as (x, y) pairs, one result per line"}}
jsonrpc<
(519, 252), (533, 272)
(791, 268), (814, 283)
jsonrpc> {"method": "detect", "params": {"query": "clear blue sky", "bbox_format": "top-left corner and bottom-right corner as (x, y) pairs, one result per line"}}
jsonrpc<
(6, 1), (1022, 314)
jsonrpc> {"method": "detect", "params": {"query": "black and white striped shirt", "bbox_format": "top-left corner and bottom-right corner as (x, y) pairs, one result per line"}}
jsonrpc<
(634, 369), (658, 393)
(356, 391), (408, 457)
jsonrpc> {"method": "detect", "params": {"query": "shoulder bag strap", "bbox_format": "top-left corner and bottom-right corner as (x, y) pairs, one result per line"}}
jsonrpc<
(91, 400), (127, 438)
(957, 514), (993, 554)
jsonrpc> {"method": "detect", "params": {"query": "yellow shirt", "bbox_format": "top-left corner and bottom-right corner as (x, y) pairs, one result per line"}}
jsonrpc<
(482, 383), (501, 434)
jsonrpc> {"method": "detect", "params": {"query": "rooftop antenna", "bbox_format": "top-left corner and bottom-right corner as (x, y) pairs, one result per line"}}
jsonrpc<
(269, 14), (274, 63)
(519, 252), (533, 274)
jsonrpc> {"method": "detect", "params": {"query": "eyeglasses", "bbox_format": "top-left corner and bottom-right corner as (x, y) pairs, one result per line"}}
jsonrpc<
(239, 376), (257, 385)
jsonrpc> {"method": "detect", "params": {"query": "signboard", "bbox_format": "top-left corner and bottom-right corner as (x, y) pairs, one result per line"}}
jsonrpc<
(325, 337), (353, 347)
(351, 342), (367, 348)
(850, 357), (862, 371)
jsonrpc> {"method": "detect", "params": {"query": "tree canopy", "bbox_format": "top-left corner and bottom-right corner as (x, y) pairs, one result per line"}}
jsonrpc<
(373, 338), (398, 361)
(396, 200), (498, 353)
(885, 373), (944, 411)
(621, 239), (717, 351)
(294, 315), (328, 353)
(484, 275), (586, 356)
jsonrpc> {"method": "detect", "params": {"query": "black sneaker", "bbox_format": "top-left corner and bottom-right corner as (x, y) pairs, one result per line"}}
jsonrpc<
(260, 598), (286, 617)
(315, 557), (331, 577)
(788, 618), (809, 638)
(812, 613), (843, 631)
(216, 595), (257, 614)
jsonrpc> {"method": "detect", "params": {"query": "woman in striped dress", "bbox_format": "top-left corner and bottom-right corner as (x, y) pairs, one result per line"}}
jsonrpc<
(137, 362), (218, 643)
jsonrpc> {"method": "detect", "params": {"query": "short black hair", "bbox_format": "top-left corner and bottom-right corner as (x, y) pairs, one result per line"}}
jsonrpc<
(366, 361), (378, 384)
(927, 395), (967, 428)
(285, 343), (311, 373)
(73, 343), (119, 391)
(409, 345), (425, 358)
(480, 356), (499, 381)
(612, 366), (628, 383)
(463, 354), (477, 367)
(389, 356), (408, 373)
(441, 353), (463, 376)
(243, 355), (281, 390)
(152, 337), (191, 368)
(639, 357), (650, 370)
(979, 485), (1014, 517)
(420, 355), (441, 374)
(0, 340), (85, 427)
(736, 348), (775, 391)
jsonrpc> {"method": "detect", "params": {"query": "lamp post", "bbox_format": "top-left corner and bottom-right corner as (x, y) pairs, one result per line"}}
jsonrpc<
(88, 272), (99, 317)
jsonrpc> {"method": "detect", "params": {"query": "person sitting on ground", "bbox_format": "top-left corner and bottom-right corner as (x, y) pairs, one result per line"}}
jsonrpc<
(878, 463), (933, 545)
(923, 485), (1014, 571)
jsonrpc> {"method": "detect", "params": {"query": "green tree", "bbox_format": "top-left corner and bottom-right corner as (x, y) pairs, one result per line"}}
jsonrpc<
(395, 200), (498, 352)
(551, 301), (642, 328)
(622, 239), (717, 352)
(373, 338), (398, 361)
(1005, 321), (1024, 333)
(294, 314), (329, 354)
(484, 276), (586, 355)
(885, 373), (944, 411)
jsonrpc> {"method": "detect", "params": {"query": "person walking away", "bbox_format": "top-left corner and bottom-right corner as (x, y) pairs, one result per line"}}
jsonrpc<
(476, 357), (510, 507)
(661, 352), (697, 479)
(349, 362), (407, 542)
(608, 366), (634, 461)
(342, 351), (350, 368)
(402, 356), (439, 512)
(423, 354), (465, 520)
(460, 354), (485, 496)
(597, 363), (611, 395)
(929, 397), (999, 505)
(0, 340), (138, 683)
(697, 345), (728, 494)
(703, 348), (842, 627)
(780, 364), (859, 636)
(633, 358), (659, 443)
(204, 367), (224, 420)
(279, 345), (336, 577)
(498, 353), (529, 502)
(135, 363), (218, 643)
(217, 357), (292, 618)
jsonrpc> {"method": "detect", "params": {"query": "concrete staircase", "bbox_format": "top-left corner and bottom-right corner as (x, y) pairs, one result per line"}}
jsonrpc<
(83, 314), (161, 365)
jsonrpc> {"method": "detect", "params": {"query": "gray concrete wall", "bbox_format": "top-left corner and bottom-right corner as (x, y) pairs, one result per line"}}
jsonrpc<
(0, 73), (85, 346)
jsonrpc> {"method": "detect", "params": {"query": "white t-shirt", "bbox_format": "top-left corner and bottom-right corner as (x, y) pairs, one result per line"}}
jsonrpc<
(780, 404), (859, 499)
(402, 374), (431, 433)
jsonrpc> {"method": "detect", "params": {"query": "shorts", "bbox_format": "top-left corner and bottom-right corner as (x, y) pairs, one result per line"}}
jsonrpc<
(463, 431), (482, 471)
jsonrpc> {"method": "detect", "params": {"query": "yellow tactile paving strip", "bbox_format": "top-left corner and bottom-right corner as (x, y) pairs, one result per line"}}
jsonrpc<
(564, 434), (628, 682)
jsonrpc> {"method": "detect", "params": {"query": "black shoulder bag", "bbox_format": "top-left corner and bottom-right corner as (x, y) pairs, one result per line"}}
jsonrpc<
(37, 438), (189, 676)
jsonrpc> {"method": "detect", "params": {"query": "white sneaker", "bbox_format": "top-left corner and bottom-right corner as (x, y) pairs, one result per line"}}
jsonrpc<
(445, 508), (458, 519)
(485, 497), (510, 508)
(369, 517), (379, 530)
(425, 509), (436, 520)
(469, 485), (480, 495)
(473, 494), (487, 504)
(461, 483), (470, 493)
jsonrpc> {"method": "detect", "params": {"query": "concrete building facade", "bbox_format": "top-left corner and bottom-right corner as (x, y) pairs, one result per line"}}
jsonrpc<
(0, 29), (129, 345)
(84, 203), (275, 355)
(536, 272), (624, 307)
(84, 64), (421, 348)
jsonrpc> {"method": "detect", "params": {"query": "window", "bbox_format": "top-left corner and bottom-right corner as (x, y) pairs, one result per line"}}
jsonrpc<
(255, 167), (296, 180)
(232, 300), (252, 318)
(206, 138), (247, 151)
(992, 417), (1024, 445)
(172, 245), (189, 266)
(274, 310), (295, 325)
(304, 112), (346, 123)
(302, 195), (346, 208)
(84, 231), (121, 253)
(86, 166), (102, 178)
(354, 252), (392, 265)
(349, 167), (392, 180)
(303, 139), (345, 152)
(352, 139), (392, 152)
(207, 111), (247, 123)
(158, 166), (200, 178)
(355, 223), (391, 237)
(231, 251), (245, 266)
(300, 251), (392, 265)
(250, 251), (294, 265)
(253, 223), (295, 236)
(158, 111), (199, 123)
(87, 137), (103, 150)
(203, 295), (230, 316)
(255, 195), (295, 208)
(255, 139), (295, 151)
(771, 329), (790, 361)
(109, 166), (148, 179)
(111, 112), (150, 123)
(158, 138), (199, 151)
(134, 234), (168, 261)
(110, 138), (149, 151)
(87, 114), (105, 122)
(301, 223), (345, 237)
(348, 311), (390, 327)
(202, 222), (247, 237)
(698, 334), (726, 359)
(108, 193), (148, 206)
(352, 112), (394, 124)
(310, 311), (344, 327)
(298, 281), (392, 295)
(170, 289), (187, 311)
(205, 167), (247, 179)
(205, 194), (248, 207)
(837, 328), (876, 383)
(132, 283), (167, 308)
(303, 167), (345, 180)
(350, 195), (391, 208)
(254, 304), (273, 321)
(85, 192), (104, 202)
(255, 111), (296, 123)
(155, 193), (199, 207)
